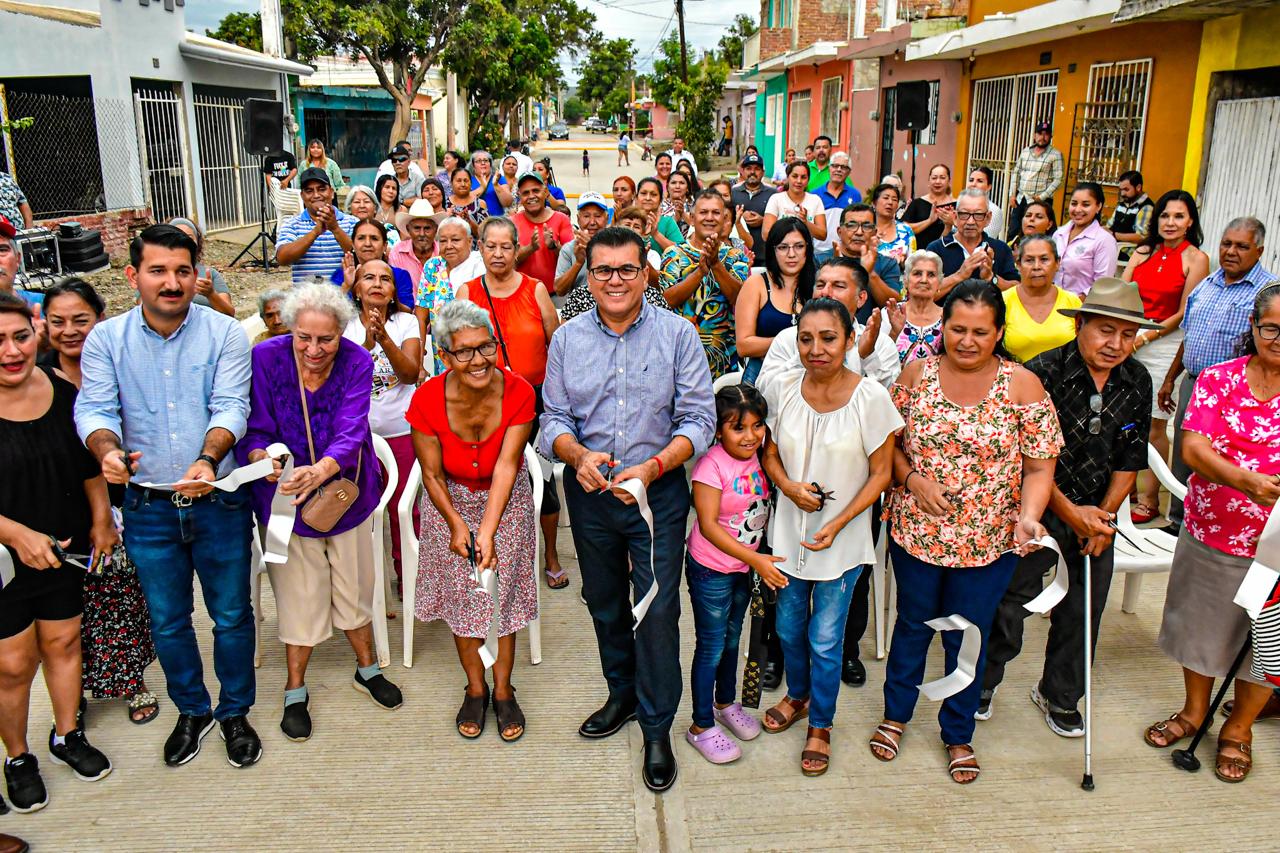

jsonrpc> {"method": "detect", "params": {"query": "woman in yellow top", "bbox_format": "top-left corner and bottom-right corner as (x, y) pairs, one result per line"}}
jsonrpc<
(1002, 235), (1081, 363)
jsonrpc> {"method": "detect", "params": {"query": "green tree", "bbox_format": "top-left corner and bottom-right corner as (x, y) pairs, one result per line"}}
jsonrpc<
(650, 35), (728, 169)
(577, 38), (634, 125)
(444, 0), (595, 148)
(563, 96), (589, 124)
(282, 0), (470, 147)
(207, 11), (263, 51)
(717, 14), (758, 69)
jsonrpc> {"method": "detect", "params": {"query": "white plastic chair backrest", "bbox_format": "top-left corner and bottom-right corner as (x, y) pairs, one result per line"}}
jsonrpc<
(372, 434), (397, 511)
(524, 444), (544, 509)
(269, 177), (303, 218)
(398, 459), (423, 526)
(713, 370), (743, 394)
(1147, 442), (1187, 502)
(239, 314), (267, 342)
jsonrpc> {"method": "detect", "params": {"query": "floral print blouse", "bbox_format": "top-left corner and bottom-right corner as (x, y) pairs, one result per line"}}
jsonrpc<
(889, 356), (1063, 567)
(896, 318), (943, 365)
(415, 256), (455, 375)
(1182, 356), (1279, 558)
(876, 221), (916, 268)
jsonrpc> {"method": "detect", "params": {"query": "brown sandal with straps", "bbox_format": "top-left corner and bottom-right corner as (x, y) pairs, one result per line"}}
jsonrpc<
(946, 743), (981, 785)
(763, 696), (809, 733)
(1215, 737), (1252, 783)
(1144, 711), (1206, 748)
(801, 726), (831, 777)
(869, 721), (904, 762)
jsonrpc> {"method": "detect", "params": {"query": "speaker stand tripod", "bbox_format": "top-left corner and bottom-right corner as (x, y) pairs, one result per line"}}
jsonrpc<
(232, 154), (276, 269)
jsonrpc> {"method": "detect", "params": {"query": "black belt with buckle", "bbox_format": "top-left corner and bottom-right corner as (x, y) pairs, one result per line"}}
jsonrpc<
(126, 483), (209, 508)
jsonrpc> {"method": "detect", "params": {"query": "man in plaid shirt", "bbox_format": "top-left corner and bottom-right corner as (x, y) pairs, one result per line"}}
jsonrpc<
(1006, 121), (1064, 241)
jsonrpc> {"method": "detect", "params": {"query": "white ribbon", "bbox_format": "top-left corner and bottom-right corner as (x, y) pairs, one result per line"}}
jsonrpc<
(1234, 509), (1280, 618)
(476, 565), (500, 670)
(615, 478), (658, 630)
(917, 614), (982, 701)
(1022, 536), (1070, 615)
(0, 547), (14, 590)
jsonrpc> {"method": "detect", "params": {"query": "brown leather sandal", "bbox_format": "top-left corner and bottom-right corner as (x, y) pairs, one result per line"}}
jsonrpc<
(1144, 711), (1206, 748)
(1214, 737), (1252, 783)
(801, 727), (831, 777)
(763, 696), (809, 733)
(869, 721), (903, 762)
(946, 743), (981, 784)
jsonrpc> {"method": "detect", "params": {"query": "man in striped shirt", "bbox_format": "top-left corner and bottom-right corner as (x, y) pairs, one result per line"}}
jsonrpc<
(275, 167), (356, 285)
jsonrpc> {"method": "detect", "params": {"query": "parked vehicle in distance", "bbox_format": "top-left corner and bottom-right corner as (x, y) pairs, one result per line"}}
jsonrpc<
(584, 116), (607, 133)
(549, 122), (570, 140)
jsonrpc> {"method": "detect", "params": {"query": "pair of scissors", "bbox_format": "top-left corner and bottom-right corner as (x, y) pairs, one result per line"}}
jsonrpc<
(810, 482), (835, 512)
(49, 537), (93, 571)
(606, 452), (617, 489)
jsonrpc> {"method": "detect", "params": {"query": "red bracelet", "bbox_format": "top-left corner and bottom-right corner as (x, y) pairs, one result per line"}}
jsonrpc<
(650, 456), (664, 478)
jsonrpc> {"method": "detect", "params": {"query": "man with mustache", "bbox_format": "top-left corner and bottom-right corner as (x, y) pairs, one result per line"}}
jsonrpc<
(75, 224), (261, 769)
(976, 277), (1156, 736)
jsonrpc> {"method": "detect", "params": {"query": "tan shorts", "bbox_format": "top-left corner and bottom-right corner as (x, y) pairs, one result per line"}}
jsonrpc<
(267, 517), (375, 647)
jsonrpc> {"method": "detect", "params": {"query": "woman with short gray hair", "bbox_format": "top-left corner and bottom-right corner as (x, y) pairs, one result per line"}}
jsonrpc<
(413, 216), (485, 374)
(255, 289), (290, 344)
(892, 250), (944, 365)
(236, 282), (403, 743)
(470, 150), (513, 216)
(345, 184), (399, 246)
(405, 298), (539, 741)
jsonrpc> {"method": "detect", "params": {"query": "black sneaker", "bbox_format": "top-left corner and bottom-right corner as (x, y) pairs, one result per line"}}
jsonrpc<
(3, 754), (48, 814)
(280, 700), (312, 742)
(353, 670), (403, 710)
(163, 712), (215, 767)
(48, 728), (112, 781)
(1031, 685), (1084, 738)
(974, 686), (997, 722)
(220, 716), (263, 768)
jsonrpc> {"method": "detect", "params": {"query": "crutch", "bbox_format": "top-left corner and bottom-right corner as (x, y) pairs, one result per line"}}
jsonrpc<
(1172, 639), (1251, 773)
(1081, 554), (1094, 791)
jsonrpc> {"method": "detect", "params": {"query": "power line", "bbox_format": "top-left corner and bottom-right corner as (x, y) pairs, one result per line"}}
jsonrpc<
(582, 0), (720, 25)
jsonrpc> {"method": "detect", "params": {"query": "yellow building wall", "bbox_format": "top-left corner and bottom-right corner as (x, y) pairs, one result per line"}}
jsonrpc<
(952, 20), (1202, 212)
(1182, 6), (1280, 193)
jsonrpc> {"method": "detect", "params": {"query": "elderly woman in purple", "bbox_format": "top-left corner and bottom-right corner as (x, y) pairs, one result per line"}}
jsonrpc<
(237, 282), (403, 744)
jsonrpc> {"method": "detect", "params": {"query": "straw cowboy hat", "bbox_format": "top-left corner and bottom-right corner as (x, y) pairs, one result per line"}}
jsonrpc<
(1058, 277), (1162, 329)
(395, 198), (446, 233)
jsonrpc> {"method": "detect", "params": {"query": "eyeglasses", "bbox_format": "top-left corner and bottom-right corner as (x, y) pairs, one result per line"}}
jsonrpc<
(1087, 393), (1103, 435)
(956, 211), (987, 221)
(589, 265), (643, 281)
(1256, 322), (1280, 341)
(777, 243), (807, 255)
(841, 221), (876, 232)
(392, 156), (409, 164)
(443, 341), (498, 362)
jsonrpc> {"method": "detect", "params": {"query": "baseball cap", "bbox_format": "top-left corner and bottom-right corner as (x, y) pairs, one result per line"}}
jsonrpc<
(741, 153), (764, 167)
(577, 191), (610, 211)
(298, 166), (331, 187)
(1034, 121), (1052, 133)
(516, 170), (545, 187)
(0, 215), (15, 239)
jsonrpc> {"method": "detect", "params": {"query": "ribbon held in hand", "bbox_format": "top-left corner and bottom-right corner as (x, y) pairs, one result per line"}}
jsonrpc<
(1023, 536), (1069, 615)
(917, 614), (982, 701)
(614, 478), (659, 631)
(1235, 509), (1280, 618)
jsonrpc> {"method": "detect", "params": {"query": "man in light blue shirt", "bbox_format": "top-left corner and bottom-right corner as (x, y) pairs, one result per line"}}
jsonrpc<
(275, 167), (356, 284)
(75, 224), (262, 769)
(540, 226), (714, 793)
(1162, 216), (1275, 533)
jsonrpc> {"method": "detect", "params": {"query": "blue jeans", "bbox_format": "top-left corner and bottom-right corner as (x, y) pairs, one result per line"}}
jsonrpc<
(775, 565), (862, 728)
(685, 554), (751, 728)
(883, 542), (1017, 745)
(123, 486), (255, 721)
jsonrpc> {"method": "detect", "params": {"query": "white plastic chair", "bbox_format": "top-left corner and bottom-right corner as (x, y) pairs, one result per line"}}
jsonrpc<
(251, 437), (396, 668)
(870, 519), (892, 659)
(239, 313), (266, 342)
(1113, 443), (1187, 613)
(268, 177), (303, 237)
(400, 444), (544, 667)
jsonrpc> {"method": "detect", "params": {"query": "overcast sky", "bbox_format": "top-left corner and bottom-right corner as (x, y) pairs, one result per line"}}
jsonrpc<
(187, 0), (758, 78)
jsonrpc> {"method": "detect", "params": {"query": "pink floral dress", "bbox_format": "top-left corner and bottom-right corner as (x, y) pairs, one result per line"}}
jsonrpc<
(1181, 356), (1280, 558)
(889, 356), (1063, 567)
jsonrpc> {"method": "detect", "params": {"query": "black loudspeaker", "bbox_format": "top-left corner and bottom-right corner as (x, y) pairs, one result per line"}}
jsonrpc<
(243, 99), (284, 155)
(896, 81), (931, 131)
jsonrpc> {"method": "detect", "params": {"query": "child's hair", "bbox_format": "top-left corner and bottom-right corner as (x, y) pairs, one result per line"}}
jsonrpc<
(715, 382), (769, 432)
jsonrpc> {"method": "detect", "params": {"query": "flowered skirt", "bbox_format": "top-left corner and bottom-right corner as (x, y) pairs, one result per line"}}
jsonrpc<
(81, 545), (156, 698)
(415, 460), (538, 638)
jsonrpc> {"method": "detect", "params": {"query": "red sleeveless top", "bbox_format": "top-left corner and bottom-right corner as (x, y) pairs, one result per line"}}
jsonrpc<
(1132, 240), (1189, 322)
(465, 274), (549, 385)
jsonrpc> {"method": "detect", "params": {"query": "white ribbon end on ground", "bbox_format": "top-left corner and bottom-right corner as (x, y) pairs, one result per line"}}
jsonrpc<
(615, 478), (658, 631)
(1023, 536), (1069, 614)
(918, 614), (982, 702)
(1234, 510), (1280, 618)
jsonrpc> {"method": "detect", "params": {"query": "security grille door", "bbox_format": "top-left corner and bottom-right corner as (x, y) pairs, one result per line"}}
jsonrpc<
(1199, 97), (1280, 274)
(789, 90), (812, 155)
(194, 94), (263, 232)
(134, 87), (193, 223)
(967, 71), (1058, 207)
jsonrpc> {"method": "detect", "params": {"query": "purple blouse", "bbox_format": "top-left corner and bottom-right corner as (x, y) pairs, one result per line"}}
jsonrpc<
(237, 335), (379, 538)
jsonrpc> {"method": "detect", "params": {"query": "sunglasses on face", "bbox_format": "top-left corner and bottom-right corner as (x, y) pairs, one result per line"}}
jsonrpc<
(392, 156), (409, 164)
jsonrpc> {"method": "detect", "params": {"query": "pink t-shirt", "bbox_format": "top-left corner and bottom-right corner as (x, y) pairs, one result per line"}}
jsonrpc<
(1182, 357), (1279, 559)
(687, 445), (772, 573)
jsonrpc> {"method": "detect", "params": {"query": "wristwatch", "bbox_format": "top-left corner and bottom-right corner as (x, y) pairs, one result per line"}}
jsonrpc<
(195, 453), (219, 470)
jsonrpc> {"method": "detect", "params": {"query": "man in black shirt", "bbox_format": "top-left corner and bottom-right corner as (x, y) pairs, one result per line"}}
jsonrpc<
(927, 188), (1019, 300)
(978, 277), (1159, 736)
(261, 148), (297, 188)
(731, 154), (775, 259)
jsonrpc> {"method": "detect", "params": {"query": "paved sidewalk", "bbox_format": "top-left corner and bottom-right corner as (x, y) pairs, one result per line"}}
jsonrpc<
(9, 523), (1279, 851)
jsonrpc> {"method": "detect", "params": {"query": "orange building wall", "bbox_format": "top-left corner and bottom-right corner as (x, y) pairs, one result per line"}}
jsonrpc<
(786, 60), (853, 151)
(952, 20), (1202, 211)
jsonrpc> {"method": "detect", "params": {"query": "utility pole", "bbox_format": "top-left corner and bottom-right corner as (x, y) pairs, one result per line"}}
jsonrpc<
(675, 0), (689, 83)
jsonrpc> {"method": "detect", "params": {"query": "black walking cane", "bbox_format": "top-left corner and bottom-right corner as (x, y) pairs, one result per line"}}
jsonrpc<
(1082, 554), (1095, 791)
(1172, 639), (1251, 772)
